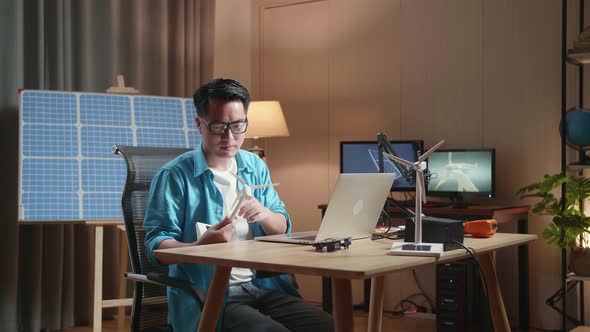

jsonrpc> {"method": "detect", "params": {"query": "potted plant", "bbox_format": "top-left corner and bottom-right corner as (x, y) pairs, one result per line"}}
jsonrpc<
(517, 173), (590, 275)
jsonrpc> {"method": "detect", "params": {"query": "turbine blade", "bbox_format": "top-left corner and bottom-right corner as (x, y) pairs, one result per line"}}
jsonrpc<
(419, 140), (445, 161)
(229, 196), (244, 221)
(230, 171), (253, 197)
(251, 183), (280, 189)
(383, 152), (414, 168)
(230, 171), (247, 185)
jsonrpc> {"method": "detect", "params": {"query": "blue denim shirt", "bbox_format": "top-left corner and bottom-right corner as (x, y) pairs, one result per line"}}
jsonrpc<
(144, 145), (299, 331)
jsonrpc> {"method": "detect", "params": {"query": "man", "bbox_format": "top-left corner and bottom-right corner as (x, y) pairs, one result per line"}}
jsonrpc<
(144, 78), (333, 331)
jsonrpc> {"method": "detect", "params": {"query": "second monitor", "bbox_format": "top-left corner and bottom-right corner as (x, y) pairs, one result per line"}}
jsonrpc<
(426, 149), (495, 207)
(340, 140), (424, 191)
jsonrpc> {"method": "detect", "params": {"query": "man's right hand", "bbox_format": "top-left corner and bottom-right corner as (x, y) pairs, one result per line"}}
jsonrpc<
(155, 217), (235, 264)
(195, 217), (235, 245)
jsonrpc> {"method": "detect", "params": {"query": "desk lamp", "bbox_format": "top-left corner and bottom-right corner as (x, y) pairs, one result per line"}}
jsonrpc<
(385, 140), (446, 257)
(245, 101), (290, 158)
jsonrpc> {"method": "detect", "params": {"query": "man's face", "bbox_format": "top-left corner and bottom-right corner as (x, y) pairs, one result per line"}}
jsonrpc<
(196, 99), (247, 164)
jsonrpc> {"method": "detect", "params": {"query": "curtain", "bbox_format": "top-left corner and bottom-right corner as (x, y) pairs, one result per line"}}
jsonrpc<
(0, 0), (214, 330)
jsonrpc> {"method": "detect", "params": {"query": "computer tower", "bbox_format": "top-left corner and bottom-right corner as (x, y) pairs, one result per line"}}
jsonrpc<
(436, 258), (492, 332)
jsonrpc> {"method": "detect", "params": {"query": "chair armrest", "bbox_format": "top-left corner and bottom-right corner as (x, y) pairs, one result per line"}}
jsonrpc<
(146, 272), (205, 307)
(124, 272), (205, 307)
(125, 272), (154, 284)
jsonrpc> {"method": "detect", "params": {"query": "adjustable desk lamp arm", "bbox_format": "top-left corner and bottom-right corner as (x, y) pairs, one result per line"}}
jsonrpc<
(377, 133), (416, 185)
(376, 133), (416, 219)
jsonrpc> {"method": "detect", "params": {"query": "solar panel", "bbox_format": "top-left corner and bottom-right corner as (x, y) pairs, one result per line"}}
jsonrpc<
(19, 90), (201, 222)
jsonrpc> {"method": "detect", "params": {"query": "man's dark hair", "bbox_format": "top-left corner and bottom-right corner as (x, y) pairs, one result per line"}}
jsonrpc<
(193, 78), (251, 117)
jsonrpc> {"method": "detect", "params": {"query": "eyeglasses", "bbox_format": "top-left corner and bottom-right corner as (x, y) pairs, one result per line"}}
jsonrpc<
(200, 117), (248, 135)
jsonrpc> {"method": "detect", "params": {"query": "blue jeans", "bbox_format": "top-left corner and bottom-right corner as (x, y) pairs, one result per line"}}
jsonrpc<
(222, 281), (334, 332)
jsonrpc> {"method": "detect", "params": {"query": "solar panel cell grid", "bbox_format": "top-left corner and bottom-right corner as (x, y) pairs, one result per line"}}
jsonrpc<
(19, 90), (201, 221)
(81, 94), (132, 126)
(185, 99), (197, 129)
(21, 192), (80, 220)
(22, 159), (79, 192)
(23, 124), (78, 157)
(137, 128), (187, 148)
(22, 93), (77, 124)
(83, 193), (123, 220)
(82, 159), (127, 192)
(135, 97), (184, 129)
(81, 126), (134, 158)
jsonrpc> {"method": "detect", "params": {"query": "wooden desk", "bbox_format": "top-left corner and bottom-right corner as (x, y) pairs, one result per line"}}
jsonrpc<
(154, 233), (536, 332)
(395, 205), (531, 329)
(319, 204), (531, 328)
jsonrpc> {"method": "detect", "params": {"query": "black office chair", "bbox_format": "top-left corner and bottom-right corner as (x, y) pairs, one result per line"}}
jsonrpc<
(113, 145), (204, 332)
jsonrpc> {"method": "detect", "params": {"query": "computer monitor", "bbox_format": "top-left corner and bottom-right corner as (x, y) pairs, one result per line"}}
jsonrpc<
(426, 149), (495, 207)
(340, 140), (424, 191)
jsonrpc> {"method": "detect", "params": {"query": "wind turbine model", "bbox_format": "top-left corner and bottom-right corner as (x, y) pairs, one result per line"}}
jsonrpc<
(383, 140), (446, 257)
(229, 172), (279, 222)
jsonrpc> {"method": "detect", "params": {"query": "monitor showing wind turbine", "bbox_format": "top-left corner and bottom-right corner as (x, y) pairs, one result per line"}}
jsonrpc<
(426, 149), (495, 208)
(385, 140), (446, 257)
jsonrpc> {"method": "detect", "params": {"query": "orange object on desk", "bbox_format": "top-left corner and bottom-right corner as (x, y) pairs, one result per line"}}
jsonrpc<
(464, 219), (497, 238)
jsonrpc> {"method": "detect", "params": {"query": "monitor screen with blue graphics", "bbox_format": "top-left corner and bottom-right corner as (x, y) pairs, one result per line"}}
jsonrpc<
(340, 140), (423, 192)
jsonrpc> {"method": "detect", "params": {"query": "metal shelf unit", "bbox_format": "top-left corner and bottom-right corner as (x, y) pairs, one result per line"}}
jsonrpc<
(561, 1), (588, 331)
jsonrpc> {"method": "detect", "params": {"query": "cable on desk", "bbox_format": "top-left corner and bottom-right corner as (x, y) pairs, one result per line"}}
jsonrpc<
(371, 224), (404, 240)
(372, 193), (410, 240)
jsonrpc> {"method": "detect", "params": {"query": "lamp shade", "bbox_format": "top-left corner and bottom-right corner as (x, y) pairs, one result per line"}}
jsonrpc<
(245, 101), (290, 139)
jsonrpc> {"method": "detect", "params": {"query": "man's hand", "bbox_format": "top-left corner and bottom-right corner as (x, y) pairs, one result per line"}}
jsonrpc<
(195, 217), (234, 245)
(237, 196), (287, 235)
(155, 220), (233, 264)
(237, 196), (272, 223)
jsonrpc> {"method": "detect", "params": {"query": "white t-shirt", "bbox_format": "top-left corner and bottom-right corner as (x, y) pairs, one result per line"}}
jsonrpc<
(209, 158), (253, 285)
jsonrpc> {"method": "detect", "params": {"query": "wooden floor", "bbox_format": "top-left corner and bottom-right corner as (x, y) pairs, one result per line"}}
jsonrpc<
(61, 311), (436, 331)
(60, 313), (543, 331)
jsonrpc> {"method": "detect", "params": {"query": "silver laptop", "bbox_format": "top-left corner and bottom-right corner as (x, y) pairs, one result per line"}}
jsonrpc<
(255, 173), (396, 244)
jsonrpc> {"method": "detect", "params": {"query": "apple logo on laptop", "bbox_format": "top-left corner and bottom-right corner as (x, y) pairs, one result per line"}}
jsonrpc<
(352, 199), (364, 215)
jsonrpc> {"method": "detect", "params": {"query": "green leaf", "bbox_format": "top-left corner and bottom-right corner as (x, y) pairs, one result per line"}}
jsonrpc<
(519, 173), (590, 248)
(517, 174), (566, 197)
(542, 224), (563, 247)
(543, 223), (579, 248)
(565, 175), (590, 209)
